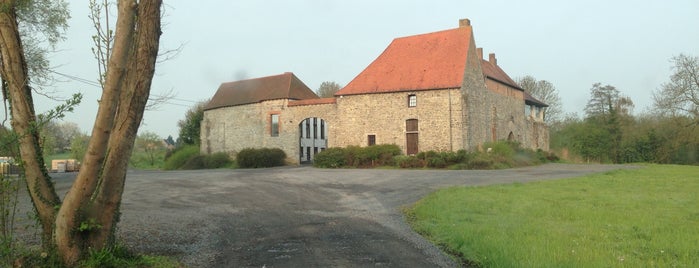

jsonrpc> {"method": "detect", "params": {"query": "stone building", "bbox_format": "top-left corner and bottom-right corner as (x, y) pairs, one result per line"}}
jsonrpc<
(201, 19), (549, 164)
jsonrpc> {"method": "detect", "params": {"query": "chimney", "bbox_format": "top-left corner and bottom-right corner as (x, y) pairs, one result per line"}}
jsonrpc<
(477, 48), (483, 60)
(459, 18), (471, 27)
(489, 53), (497, 65)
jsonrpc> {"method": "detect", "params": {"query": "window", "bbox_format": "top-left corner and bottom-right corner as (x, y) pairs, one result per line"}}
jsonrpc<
(368, 135), (376, 146)
(313, 118), (318, 139)
(320, 120), (325, 139)
(408, 94), (417, 107)
(305, 119), (310, 138)
(271, 114), (279, 137)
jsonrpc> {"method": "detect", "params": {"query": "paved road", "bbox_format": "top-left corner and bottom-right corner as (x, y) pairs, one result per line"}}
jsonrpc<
(46, 163), (630, 267)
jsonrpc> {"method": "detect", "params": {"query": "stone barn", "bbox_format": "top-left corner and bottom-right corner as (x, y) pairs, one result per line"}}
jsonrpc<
(201, 19), (549, 164)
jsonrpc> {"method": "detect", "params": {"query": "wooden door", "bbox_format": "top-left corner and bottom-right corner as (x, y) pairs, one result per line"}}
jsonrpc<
(406, 133), (418, 155)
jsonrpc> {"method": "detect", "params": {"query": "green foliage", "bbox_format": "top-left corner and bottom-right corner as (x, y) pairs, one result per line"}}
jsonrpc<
(406, 165), (699, 267)
(393, 155), (424, 168)
(313, 144), (401, 168)
(78, 218), (102, 232)
(179, 152), (231, 170)
(315, 142), (553, 170)
(177, 101), (207, 145)
(78, 243), (180, 268)
(0, 175), (21, 265)
(311, 147), (347, 168)
(237, 148), (286, 168)
(70, 134), (90, 162)
(206, 152), (232, 168)
(133, 131), (165, 168)
(162, 145), (200, 170)
(552, 112), (699, 165)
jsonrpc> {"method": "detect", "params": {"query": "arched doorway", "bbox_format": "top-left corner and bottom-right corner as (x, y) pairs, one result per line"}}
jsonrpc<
(507, 131), (515, 141)
(299, 117), (328, 163)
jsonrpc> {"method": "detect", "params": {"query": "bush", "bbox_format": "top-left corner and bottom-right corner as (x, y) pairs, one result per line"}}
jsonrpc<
(358, 144), (401, 167)
(180, 155), (206, 169)
(162, 145), (200, 170)
(394, 155), (424, 168)
(313, 147), (347, 168)
(468, 154), (495, 169)
(207, 152), (232, 168)
(315, 144), (402, 168)
(237, 148), (286, 168)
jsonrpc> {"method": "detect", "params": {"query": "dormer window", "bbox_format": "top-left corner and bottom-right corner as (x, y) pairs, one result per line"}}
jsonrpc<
(408, 94), (417, 107)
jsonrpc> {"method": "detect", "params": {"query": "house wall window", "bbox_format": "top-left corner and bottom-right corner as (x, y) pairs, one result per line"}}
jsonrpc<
(408, 94), (417, 107)
(270, 114), (280, 137)
(368, 135), (376, 146)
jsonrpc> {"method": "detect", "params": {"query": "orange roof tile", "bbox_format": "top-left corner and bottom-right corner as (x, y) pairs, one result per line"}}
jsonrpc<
(205, 72), (319, 110)
(336, 26), (472, 96)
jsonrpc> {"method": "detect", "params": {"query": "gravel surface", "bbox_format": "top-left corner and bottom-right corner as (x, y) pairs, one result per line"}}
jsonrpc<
(16, 163), (632, 267)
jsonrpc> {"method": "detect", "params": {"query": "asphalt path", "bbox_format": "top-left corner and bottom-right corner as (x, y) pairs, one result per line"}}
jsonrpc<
(43, 163), (630, 267)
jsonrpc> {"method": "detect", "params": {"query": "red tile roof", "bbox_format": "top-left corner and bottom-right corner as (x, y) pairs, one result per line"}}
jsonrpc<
(336, 26), (472, 96)
(480, 59), (548, 107)
(288, 98), (336, 107)
(480, 59), (523, 91)
(205, 72), (319, 110)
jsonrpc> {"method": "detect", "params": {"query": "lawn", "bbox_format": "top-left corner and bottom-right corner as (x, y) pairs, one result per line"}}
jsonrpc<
(406, 165), (699, 267)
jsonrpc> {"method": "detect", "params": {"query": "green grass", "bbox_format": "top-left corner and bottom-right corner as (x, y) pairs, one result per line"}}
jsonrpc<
(405, 165), (699, 267)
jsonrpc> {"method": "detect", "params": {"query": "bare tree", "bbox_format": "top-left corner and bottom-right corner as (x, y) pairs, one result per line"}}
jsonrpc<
(516, 76), (562, 123)
(0, 0), (163, 265)
(317, 81), (341, 98)
(135, 131), (164, 166)
(584, 83), (634, 118)
(90, 0), (176, 111)
(653, 54), (699, 124)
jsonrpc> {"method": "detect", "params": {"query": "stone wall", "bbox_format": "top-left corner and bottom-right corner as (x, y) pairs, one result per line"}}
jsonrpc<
(332, 89), (464, 154)
(483, 80), (549, 151)
(201, 99), (341, 163)
(461, 32), (489, 150)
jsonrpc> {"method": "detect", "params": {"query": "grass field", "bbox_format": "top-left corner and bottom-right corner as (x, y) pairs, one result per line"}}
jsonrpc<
(406, 165), (699, 267)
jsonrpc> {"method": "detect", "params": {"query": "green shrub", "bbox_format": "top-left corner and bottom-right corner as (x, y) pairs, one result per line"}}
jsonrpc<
(394, 155), (424, 168)
(359, 144), (401, 167)
(180, 155), (206, 169)
(427, 155), (448, 168)
(468, 154), (495, 169)
(237, 148), (286, 168)
(315, 144), (402, 168)
(206, 152), (232, 168)
(313, 147), (347, 168)
(483, 141), (515, 158)
(162, 145), (200, 170)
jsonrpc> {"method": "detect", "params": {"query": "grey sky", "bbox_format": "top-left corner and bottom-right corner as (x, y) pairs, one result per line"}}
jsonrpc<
(38, 0), (699, 138)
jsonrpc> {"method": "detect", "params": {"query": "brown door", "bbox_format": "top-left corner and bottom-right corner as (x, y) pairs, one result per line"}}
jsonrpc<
(406, 133), (418, 155)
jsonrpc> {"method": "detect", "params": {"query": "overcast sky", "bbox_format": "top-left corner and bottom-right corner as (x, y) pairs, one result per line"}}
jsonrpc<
(35, 0), (699, 138)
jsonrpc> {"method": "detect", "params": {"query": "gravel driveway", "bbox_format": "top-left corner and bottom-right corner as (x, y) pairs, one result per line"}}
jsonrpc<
(39, 163), (629, 267)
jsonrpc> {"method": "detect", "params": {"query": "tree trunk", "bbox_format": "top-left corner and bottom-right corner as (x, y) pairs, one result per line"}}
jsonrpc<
(87, 0), (162, 249)
(1, 0), (162, 265)
(53, 0), (161, 265)
(0, 1), (60, 247)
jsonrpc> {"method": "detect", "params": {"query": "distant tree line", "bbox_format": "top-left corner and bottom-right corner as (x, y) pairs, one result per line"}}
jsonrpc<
(550, 54), (699, 164)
